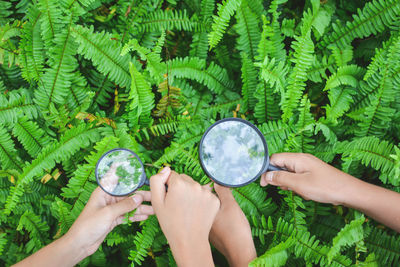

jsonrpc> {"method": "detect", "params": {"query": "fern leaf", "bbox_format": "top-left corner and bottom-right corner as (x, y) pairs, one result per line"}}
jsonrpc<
(281, 8), (315, 121)
(366, 228), (400, 266)
(138, 9), (202, 32)
(38, 0), (63, 49)
(4, 124), (102, 215)
(19, 5), (44, 83)
(168, 57), (233, 94)
(12, 117), (52, 158)
(0, 124), (22, 172)
(320, 0), (400, 49)
(339, 137), (400, 185)
(327, 216), (365, 263)
(240, 52), (257, 111)
(34, 11), (78, 110)
(0, 89), (38, 125)
(233, 183), (270, 216)
(126, 62), (155, 127)
(17, 210), (49, 253)
(323, 65), (364, 92)
(129, 216), (159, 266)
(235, 0), (260, 59)
(250, 238), (294, 267)
(208, 0), (242, 49)
(71, 25), (131, 88)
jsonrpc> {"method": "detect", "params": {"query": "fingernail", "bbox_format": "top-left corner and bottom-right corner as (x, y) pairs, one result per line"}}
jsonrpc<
(260, 178), (267, 186)
(160, 166), (170, 174)
(131, 195), (142, 204)
(267, 172), (273, 182)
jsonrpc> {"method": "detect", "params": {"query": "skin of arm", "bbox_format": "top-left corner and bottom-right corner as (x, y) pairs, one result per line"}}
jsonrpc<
(13, 188), (154, 267)
(260, 152), (400, 232)
(150, 167), (220, 267)
(205, 183), (257, 267)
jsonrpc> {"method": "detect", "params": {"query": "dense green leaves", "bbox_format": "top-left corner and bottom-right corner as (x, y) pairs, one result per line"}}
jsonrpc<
(1, 0), (400, 266)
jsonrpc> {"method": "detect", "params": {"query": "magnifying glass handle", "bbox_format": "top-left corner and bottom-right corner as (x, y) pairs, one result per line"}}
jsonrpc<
(267, 164), (286, 171)
(143, 179), (168, 191)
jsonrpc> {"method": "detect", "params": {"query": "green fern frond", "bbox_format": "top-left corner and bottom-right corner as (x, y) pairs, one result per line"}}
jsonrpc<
(324, 65), (365, 91)
(208, 0), (242, 49)
(339, 137), (399, 185)
(138, 115), (194, 141)
(0, 124), (22, 172)
(233, 183), (270, 216)
(4, 123), (102, 215)
(12, 117), (52, 158)
(258, 120), (291, 154)
(256, 0), (287, 62)
(0, 88), (38, 126)
(281, 8), (315, 121)
(250, 237), (294, 267)
(324, 87), (356, 122)
(327, 216), (365, 263)
(138, 9), (202, 32)
(38, 0), (63, 49)
(0, 233), (6, 255)
(19, 6), (44, 83)
(34, 11), (77, 110)
(50, 197), (74, 237)
(126, 62), (155, 127)
(234, 0), (260, 59)
(72, 25), (131, 88)
(284, 96), (315, 153)
(319, 0), (400, 49)
(366, 228), (400, 266)
(17, 210), (49, 253)
(122, 38), (165, 82)
(129, 216), (160, 266)
(168, 57), (233, 94)
(271, 218), (352, 267)
(240, 52), (257, 111)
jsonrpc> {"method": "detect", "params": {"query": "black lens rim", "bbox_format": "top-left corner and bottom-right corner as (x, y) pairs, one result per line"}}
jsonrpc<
(199, 117), (269, 188)
(95, 148), (146, 197)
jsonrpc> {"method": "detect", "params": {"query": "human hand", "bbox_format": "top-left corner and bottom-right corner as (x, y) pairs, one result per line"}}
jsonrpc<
(150, 167), (220, 267)
(260, 153), (356, 205)
(208, 184), (256, 267)
(64, 187), (154, 260)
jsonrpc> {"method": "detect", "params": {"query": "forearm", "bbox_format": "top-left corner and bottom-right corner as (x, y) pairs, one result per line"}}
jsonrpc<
(13, 234), (86, 267)
(341, 177), (400, 232)
(169, 237), (214, 267)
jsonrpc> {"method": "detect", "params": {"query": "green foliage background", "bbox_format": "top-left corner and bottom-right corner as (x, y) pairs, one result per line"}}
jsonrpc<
(0, 0), (399, 266)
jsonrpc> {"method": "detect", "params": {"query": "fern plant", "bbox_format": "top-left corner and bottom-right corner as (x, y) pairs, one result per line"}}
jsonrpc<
(0, 0), (400, 266)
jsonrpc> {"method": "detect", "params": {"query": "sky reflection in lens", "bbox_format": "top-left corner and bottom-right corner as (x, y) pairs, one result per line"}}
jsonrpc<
(200, 121), (265, 186)
(97, 149), (144, 195)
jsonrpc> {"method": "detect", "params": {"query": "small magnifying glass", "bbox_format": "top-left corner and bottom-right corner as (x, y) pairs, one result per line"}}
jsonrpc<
(199, 118), (284, 187)
(95, 148), (149, 196)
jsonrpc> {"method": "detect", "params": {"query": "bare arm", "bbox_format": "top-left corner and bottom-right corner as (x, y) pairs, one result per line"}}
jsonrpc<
(13, 188), (154, 267)
(260, 153), (400, 232)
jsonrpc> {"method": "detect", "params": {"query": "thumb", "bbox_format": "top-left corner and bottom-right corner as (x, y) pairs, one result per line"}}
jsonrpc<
(261, 171), (298, 189)
(149, 167), (171, 209)
(214, 183), (235, 203)
(109, 193), (143, 218)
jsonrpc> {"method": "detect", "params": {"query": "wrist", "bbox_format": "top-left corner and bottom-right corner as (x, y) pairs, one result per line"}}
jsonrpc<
(169, 235), (213, 267)
(61, 232), (88, 263)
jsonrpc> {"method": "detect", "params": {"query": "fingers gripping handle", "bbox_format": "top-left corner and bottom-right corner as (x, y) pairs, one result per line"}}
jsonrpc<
(144, 178), (168, 191)
(267, 164), (285, 172)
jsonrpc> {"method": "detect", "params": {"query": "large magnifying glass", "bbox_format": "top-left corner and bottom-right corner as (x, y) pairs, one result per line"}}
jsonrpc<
(95, 148), (149, 196)
(199, 118), (283, 187)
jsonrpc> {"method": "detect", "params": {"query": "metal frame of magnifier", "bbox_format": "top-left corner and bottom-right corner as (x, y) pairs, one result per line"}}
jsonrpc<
(198, 117), (282, 188)
(95, 148), (149, 197)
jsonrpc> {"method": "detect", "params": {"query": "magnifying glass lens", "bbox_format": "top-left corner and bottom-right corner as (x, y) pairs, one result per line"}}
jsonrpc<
(200, 120), (265, 186)
(96, 149), (144, 196)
